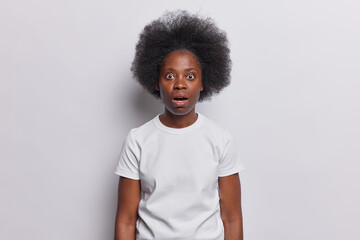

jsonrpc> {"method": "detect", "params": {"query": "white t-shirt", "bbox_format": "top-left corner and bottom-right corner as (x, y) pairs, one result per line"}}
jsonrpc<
(115, 112), (244, 240)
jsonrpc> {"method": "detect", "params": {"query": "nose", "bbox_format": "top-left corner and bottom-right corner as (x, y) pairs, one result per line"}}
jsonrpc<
(173, 77), (187, 90)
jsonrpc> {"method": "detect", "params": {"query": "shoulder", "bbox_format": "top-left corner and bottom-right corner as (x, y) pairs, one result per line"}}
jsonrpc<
(200, 113), (233, 141)
(125, 115), (158, 142)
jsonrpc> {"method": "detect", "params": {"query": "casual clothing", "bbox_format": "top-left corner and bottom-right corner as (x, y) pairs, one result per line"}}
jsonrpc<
(115, 112), (244, 240)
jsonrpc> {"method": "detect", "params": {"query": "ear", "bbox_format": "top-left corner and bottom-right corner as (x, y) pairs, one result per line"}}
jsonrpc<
(200, 83), (204, 91)
(155, 83), (160, 91)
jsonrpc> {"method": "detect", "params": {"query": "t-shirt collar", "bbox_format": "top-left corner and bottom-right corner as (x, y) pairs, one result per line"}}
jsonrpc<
(153, 112), (204, 134)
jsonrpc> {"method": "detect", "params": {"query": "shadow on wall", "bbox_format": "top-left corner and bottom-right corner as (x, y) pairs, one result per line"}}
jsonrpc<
(116, 73), (163, 129)
(129, 85), (163, 126)
(133, 88), (163, 119)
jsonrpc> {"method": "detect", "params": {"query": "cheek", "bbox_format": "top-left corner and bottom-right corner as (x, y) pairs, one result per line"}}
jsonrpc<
(196, 81), (203, 93)
(159, 84), (171, 99)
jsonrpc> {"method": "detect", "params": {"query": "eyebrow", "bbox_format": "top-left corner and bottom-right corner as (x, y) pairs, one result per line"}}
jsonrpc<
(163, 68), (199, 71)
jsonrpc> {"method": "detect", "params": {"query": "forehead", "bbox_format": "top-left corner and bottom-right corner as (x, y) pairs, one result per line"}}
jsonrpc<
(161, 50), (201, 70)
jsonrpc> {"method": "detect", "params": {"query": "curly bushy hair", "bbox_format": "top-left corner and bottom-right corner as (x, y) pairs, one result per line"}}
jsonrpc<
(131, 10), (232, 101)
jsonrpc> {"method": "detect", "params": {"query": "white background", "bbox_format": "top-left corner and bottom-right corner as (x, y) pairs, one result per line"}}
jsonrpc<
(1, 0), (359, 239)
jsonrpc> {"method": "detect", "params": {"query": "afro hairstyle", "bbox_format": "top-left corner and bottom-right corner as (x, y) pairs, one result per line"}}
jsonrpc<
(131, 10), (232, 101)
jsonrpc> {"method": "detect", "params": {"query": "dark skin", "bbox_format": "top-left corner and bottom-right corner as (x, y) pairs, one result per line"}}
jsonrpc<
(115, 50), (243, 240)
(156, 50), (203, 128)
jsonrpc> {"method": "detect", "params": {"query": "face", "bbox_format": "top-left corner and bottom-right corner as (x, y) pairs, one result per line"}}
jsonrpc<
(157, 50), (203, 116)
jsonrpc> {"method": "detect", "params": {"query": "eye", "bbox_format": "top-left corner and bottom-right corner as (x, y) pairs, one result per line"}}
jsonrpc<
(165, 73), (174, 79)
(187, 73), (195, 80)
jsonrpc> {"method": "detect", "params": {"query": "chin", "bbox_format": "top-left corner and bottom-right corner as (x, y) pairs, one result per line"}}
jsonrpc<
(168, 107), (194, 116)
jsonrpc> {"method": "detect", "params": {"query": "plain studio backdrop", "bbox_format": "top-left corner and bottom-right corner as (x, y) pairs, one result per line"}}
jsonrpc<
(1, 0), (359, 239)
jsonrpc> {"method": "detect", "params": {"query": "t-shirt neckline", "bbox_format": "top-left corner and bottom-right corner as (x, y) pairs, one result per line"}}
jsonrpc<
(153, 112), (204, 134)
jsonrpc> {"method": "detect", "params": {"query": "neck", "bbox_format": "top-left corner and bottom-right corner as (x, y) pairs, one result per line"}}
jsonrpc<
(159, 108), (198, 128)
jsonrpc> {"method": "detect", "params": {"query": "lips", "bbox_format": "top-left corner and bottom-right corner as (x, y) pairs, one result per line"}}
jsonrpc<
(172, 93), (189, 107)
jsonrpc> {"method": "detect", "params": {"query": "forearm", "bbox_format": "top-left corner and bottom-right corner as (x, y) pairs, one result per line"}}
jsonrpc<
(218, 174), (243, 240)
(114, 221), (137, 240)
(223, 219), (243, 240)
(115, 177), (141, 240)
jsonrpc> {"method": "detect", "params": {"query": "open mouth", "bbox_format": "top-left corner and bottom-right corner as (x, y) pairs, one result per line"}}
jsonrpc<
(172, 97), (189, 107)
(173, 97), (188, 101)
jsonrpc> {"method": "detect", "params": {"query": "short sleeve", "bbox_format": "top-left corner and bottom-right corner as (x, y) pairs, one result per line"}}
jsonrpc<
(115, 129), (141, 180)
(218, 130), (245, 177)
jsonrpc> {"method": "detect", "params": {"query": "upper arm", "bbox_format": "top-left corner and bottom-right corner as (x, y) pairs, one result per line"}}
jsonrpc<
(218, 130), (244, 177)
(115, 176), (141, 225)
(218, 173), (242, 222)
